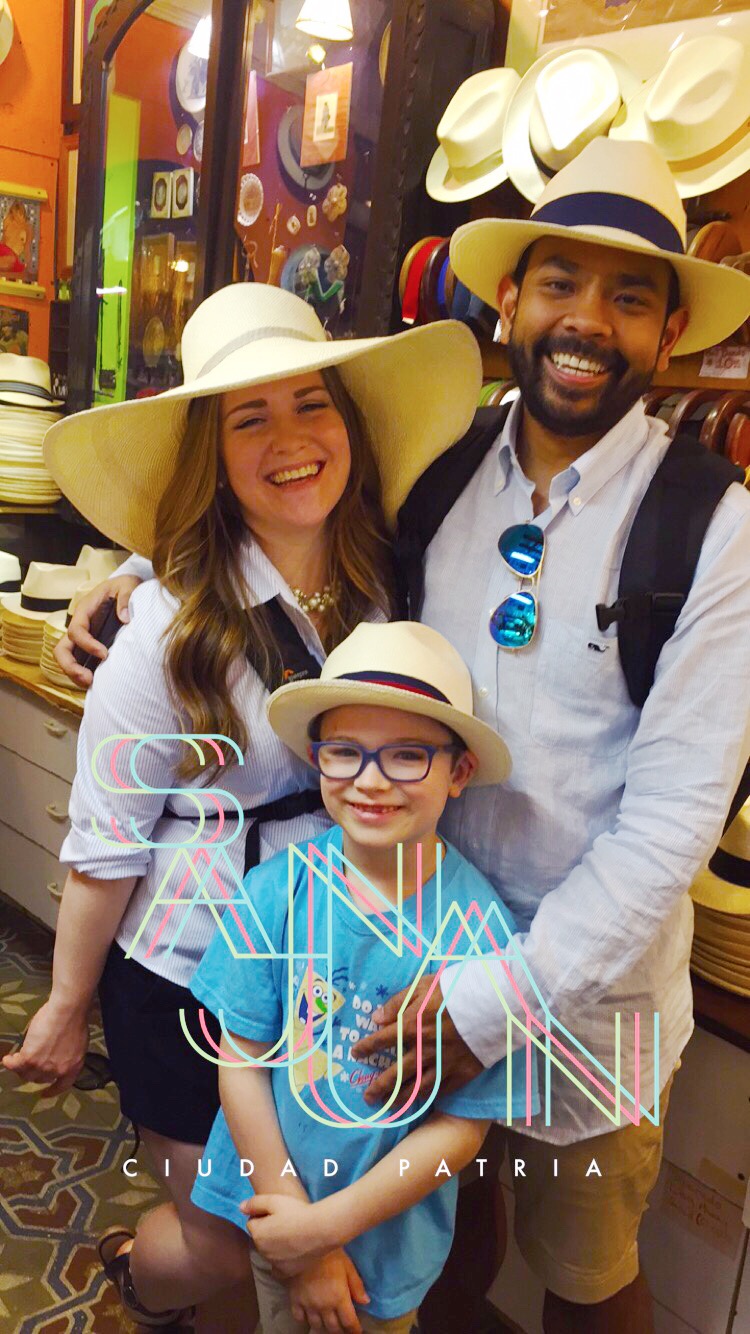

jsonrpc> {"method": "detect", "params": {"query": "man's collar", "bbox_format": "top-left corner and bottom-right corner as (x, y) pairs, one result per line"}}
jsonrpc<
(494, 396), (658, 512)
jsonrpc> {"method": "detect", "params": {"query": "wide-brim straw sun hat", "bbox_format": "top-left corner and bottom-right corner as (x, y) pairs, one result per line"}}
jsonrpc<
(503, 47), (641, 205)
(450, 137), (750, 356)
(267, 620), (511, 787)
(610, 34), (750, 200)
(43, 284), (482, 558)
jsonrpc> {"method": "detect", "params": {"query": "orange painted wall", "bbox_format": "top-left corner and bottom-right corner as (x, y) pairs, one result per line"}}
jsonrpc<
(0, 0), (64, 358)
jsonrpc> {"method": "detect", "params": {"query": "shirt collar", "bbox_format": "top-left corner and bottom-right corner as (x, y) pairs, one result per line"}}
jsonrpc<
(494, 397), (660, 514)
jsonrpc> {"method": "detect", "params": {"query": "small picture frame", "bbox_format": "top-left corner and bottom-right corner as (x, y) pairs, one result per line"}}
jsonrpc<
(150, 171), (172, 220)
(171, 167), (195, 220)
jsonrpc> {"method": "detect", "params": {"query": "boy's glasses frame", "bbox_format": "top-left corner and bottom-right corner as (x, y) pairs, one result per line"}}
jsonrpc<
(309, 741), (463, 783)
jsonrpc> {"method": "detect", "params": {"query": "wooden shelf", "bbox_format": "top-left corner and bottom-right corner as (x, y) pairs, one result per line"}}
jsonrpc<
(0, 654), (84, 718)
(692, 972), (750, 1055)
(0, 503), (61, 516)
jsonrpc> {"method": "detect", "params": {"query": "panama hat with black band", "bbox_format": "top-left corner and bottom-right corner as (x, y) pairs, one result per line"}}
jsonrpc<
(43, 283), (482, 558)
(449, 136), (750, 356)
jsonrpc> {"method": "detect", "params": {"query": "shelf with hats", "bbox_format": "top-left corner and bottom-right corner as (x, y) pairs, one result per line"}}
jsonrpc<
(0, 652), (83, 718)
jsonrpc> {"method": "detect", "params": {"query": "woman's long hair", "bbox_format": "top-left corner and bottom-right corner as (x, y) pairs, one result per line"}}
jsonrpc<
(152, 368), (395, 776)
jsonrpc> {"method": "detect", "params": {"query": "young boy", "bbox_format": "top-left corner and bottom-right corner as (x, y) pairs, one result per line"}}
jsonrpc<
(189, 621), (537, 1334)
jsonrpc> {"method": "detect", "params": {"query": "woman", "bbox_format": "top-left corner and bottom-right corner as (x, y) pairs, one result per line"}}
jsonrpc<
(4, 283), (480, 1330)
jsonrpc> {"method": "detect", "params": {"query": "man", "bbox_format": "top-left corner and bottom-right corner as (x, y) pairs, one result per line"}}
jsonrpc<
(350, 138), (750, 1334)
(58, 139), (750, 1333)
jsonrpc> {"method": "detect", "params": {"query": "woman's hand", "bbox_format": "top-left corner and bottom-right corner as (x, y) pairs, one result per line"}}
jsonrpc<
(243, 1194), (338, 1276)
(287, 1250), (369, 1333)
(2, 999), (89, 1095)
(54, 575), (141, 688)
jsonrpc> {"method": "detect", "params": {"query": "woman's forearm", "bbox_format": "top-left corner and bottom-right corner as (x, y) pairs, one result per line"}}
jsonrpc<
(219, 1035), (310, 1203)
(320, 1114), (488, 1246)
(49, 869), (136, 1017)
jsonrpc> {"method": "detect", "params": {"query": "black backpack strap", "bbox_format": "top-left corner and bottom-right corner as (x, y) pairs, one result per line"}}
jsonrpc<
(596, 432), (743, 708)
(244, 597), (323, 693)
(394, 404), (513, 619)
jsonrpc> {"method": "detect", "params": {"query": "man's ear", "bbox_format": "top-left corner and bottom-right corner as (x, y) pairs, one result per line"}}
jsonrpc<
(656, 307), (689, 373)
(448, 749), (479, 797)
(496, 275), (518, 347)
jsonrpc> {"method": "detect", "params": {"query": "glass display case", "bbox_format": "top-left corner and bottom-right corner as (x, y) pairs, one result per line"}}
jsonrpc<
(68, 0), (498, 411)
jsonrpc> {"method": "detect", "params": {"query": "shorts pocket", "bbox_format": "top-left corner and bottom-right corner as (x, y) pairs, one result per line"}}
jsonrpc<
(530, 618), (636, 755)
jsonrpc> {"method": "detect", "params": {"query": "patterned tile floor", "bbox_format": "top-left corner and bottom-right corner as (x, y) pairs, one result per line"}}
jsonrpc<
(0, 895), (188, 1334)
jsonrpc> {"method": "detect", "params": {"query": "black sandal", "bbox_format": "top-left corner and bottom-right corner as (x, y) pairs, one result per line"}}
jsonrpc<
(98, 1227), (191, 1328)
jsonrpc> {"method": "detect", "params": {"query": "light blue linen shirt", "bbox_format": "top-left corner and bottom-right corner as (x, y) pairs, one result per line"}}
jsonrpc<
(422, 398), (750, 1143)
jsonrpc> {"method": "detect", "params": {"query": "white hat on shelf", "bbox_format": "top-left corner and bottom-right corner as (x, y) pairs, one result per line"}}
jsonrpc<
(610, 35), (750, 198)
(0, 550), (21, 594)
(426, 68), (521, 202)
(0, 356), (64, 504)
(503, 47), (642, 203)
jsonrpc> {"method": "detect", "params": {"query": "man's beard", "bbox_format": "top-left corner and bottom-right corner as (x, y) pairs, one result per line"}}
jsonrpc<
(507, 331), (654, 439)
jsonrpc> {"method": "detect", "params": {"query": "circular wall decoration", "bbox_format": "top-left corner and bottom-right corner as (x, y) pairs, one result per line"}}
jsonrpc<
(143, 317), (166, 368)
(0, 1), (14, 66)
(193, 120), (205, 164)
(176, 123), (193, 156)
(237, 173), (264, 227)
(176, 41), (208, 117)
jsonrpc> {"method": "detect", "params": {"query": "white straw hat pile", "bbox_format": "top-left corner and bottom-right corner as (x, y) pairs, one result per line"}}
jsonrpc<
(690, 803), (750, 998)
(0, 546), (123, 667)
(0, 356), (64, 504)
(39, 610), (71, 687)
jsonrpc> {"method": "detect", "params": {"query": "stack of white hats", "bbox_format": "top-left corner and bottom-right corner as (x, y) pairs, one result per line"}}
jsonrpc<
(0, 355), (64, 504)
(0, 550), (21, 597)
(39, 609), (70, 687)
(0, 562), (83, 662)
(0, 545), (124, 667)
(690, 802), (750, 998)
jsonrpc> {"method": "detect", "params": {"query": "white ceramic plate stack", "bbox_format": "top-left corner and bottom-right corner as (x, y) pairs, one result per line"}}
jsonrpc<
(690, 803), (750, 997)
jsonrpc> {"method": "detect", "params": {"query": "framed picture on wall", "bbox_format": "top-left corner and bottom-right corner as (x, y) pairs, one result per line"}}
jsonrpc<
(62, 0), (116, 125)
(151, 172), (173, 220)
(171, 167), (195, 220)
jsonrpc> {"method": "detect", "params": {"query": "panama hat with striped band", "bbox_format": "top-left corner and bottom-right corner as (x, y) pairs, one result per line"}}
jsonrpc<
(450, 136), (750, 356)
(267, 620), (512, 787)
(43, 283), (482, 558)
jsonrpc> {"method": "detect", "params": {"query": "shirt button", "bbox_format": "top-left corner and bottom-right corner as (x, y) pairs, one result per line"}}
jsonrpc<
(572, 495), (582, 508)
(478, 687), (489, 698)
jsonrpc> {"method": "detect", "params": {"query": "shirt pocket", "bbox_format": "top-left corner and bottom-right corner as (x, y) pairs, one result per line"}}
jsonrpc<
(529, 618), (635, 755)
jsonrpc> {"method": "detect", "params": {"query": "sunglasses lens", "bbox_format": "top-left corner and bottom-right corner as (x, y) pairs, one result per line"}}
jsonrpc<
(498, 524), (544, 578)
(490, 591), (537, 649)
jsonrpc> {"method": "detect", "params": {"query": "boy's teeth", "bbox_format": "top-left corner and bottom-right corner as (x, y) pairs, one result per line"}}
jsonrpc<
(551, 352), (607, 376)
(269, 463), (321, 484)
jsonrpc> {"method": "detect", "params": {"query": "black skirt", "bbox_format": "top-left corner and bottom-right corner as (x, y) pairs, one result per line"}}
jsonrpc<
(98, 942), (222, 1145)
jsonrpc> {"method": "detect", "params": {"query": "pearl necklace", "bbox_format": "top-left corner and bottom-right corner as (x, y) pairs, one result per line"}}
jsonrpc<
(291, 584), (338, 614)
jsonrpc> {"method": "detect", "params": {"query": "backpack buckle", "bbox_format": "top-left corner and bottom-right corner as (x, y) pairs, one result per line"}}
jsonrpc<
(596, 592), (685, 633)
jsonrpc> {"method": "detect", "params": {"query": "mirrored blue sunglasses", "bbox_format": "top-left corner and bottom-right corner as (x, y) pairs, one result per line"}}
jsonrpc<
(489, 523), (545, 650)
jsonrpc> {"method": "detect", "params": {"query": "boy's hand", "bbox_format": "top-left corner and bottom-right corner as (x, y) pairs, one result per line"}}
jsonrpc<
(350, 975), (483, 1104)
(243, 1194), (337, 1275)
(288, 1249), (369, 1333)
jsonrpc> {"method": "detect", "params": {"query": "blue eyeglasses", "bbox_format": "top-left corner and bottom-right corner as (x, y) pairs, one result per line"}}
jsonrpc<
(309, 741), (462, 783)
(489, 523), (545, 650)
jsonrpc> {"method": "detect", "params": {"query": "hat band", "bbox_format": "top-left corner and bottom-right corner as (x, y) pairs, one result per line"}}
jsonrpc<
(533, 191), (684, 255)
(445, 145), (505, 183)
(196, 327), (320, 380)
(709, 846), (750, 889)
(0, 578), (20, 592)
(21, 593), (71, 612)
(0, 380), (54, 402)
(338, 670), (451, 704)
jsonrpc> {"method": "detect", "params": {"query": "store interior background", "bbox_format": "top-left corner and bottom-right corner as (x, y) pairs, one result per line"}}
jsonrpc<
(0, 1), (747, 1331)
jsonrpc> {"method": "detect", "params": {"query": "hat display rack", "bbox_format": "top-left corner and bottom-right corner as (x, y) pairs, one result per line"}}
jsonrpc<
(404, 29), (750, 368)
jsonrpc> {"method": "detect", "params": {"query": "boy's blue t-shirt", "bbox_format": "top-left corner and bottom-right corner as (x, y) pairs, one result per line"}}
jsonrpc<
(190, 826), (538, 1320)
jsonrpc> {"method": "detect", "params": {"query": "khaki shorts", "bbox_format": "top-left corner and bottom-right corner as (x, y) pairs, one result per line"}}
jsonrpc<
(251, 1250), (417, 1333)
(470, 1070), (676, 1305)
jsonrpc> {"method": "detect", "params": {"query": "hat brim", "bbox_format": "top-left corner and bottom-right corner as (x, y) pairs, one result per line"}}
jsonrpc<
(1, 594), (69, 623)
(690, 865), (750, 916)
(266, 677), (512, 788)
(450, 216), (750, 354)
(43, 321), (482, 558)
(0, 393), (64, 411)
(610, 81), (750, 199)
(503, 49), (642, 204)
(426, 144), (509, 203)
